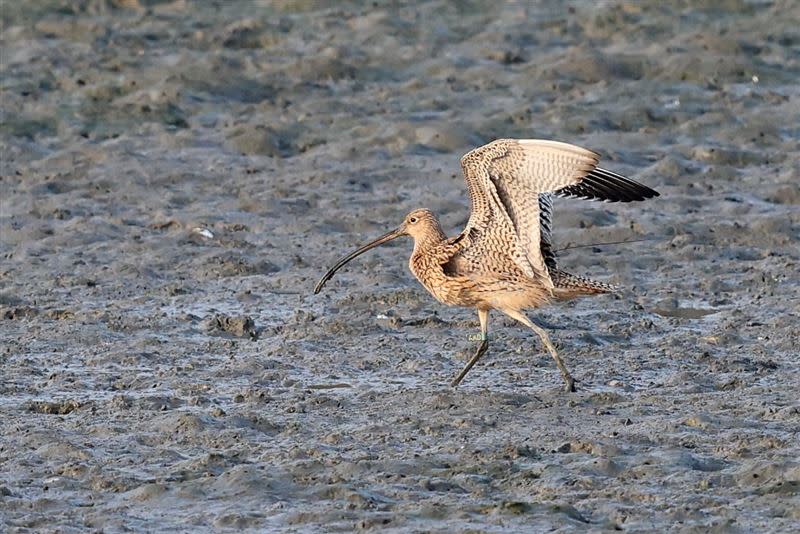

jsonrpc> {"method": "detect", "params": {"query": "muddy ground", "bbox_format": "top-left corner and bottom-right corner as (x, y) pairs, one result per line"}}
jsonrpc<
(1, 1), (799, 532)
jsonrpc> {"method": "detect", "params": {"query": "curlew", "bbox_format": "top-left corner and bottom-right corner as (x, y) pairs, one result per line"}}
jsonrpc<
(314, 139), (659, 391)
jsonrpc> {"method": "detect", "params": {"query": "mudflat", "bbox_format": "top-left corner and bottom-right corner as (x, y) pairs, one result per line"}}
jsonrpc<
(1, 1), (799, 532)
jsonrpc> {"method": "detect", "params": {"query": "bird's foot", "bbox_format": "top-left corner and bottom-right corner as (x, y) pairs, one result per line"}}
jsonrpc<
(563, 375), (576, 393)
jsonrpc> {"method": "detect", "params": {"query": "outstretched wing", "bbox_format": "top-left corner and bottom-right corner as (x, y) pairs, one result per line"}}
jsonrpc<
(450, 138), (659, 285)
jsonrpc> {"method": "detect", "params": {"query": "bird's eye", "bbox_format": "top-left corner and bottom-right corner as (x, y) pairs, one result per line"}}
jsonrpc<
(409, 217), (418, 223)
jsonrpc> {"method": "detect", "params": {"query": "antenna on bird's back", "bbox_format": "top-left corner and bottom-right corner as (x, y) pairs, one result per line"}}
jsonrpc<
(554, 236), (659, 253)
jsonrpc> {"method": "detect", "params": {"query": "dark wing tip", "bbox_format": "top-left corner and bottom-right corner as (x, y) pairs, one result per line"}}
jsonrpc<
(556, 168), (659, 203)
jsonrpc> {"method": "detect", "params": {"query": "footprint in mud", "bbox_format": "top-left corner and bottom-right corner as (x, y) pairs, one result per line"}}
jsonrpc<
(26, 399), (83, 415)
(203, 314), (259, 340)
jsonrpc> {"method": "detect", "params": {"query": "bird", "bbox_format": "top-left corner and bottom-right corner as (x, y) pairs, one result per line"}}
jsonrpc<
(314, 138), (659, 391)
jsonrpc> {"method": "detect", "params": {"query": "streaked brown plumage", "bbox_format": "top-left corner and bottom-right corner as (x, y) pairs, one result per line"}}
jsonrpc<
(314, 139), (659, 391)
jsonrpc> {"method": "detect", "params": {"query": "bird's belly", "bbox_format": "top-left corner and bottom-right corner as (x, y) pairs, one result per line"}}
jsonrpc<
(426, 277), (480, 307)
(481, 283), (552, 310)
(411, 262), (551, 310)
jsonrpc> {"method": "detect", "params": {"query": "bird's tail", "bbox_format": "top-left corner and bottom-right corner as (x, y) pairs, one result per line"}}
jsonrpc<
(550, 269), (619, 299)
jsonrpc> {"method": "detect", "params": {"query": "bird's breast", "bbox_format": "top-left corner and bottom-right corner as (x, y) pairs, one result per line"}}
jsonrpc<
(409, 253), (478, 307)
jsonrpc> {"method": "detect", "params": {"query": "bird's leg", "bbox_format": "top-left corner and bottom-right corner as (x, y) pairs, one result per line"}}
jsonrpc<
(451, 309), (489, 387)
(501, 309), (576, 392)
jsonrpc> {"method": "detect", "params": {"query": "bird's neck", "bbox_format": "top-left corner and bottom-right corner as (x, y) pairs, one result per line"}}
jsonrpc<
(408, 221), (451, 304)
(412, 222), (447, 255)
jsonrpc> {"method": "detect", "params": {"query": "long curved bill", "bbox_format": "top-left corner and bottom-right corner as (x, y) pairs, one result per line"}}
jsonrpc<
(314, 227), (405, 294)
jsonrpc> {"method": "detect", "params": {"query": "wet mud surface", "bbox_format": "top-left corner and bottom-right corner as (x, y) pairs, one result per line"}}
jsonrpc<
(1, 1), (799, 532)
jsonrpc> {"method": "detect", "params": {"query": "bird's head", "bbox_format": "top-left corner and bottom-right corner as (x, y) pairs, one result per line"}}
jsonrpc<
(400, 208), (440, 240)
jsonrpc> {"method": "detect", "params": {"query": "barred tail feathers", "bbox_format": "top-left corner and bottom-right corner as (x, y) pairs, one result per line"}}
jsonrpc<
(550, 269), (619, 299)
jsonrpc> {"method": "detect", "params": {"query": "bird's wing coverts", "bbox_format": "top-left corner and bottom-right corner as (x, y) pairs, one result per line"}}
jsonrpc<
(452, 139), (659, 284)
